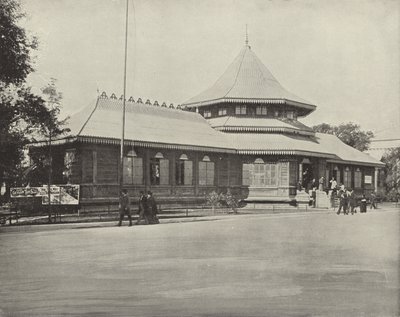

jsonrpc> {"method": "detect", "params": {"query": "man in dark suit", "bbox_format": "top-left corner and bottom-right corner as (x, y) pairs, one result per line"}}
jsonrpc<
(348, 189), (357, 215)
(147, 191), (160, 224)
(337, 189), (348, 215)
(118, 189), (132, 226)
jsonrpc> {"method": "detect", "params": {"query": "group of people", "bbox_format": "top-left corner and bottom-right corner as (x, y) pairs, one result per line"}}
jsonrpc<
(118, 189), (159, 226)
(336, 187), (360, 215)
(328, 177), (378, 215)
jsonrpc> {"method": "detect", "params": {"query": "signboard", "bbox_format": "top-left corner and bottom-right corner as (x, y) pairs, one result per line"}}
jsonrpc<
(364, 175), (372, 184)
(10, 186), (59, 198)
(10, 185), (80, 205)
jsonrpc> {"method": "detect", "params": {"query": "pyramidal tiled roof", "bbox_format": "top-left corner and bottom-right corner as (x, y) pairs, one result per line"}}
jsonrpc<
(182, 45), (316, 114)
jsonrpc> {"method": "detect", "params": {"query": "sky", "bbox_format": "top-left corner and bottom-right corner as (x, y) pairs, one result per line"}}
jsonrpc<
(21, 0), (400, 139)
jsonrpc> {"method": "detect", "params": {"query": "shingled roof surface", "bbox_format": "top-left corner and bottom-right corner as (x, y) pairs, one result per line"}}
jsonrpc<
(62, 97), (382, 166)
(182, 45), (316, 112)
(68, 97), (234, 152)
(207, 116), (314, 134)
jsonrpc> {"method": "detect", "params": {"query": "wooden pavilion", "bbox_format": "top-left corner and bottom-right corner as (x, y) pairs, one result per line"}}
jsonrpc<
(32, 43), (384, 207)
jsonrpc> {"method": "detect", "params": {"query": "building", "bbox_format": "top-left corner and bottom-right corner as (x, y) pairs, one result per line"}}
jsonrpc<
(33, 42), (384, 208)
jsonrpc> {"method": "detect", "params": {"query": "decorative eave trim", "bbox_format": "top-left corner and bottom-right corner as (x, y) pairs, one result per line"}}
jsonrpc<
(237, 149), (335, 158)
(77, 136), (236, 154)
(326, 158), (385, 168)
(183, 97), (316, 111)
(28, 136), (78, 147)
(212, 125), (315, 136)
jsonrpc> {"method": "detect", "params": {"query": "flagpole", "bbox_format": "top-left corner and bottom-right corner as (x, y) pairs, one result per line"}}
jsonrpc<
(119, 0), (129, 192)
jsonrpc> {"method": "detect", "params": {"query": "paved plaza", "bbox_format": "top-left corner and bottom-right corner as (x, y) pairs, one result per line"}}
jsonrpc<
(0, 208), (399, 316)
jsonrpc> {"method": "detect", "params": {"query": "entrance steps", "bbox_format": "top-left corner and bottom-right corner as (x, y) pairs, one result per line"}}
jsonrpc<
(241, 202), (309, 211)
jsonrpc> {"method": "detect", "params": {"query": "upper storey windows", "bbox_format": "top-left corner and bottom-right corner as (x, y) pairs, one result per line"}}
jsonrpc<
(203, 110), (212, 118)
(200, 105), (297, 120)
(218, 108), (227, 116)
(235, 105), (247, 115)
(256, 106), (268, 116)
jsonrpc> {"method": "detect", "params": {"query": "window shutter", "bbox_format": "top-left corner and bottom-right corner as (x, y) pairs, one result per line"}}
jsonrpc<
(206, 162), (215, 185)
(280, 162), (289, 186)
(242, 164), (251, 186)
(133, 157), (143, 185)
(184, 160), (193, 185)
(160, 159), (169, 185)
(199, 161), (207, 185)
(123, 157), (133, 184)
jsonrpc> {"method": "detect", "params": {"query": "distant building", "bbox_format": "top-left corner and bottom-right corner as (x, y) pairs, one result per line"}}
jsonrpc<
(367, 138), (400, 161)
(31, 43), (384, 207)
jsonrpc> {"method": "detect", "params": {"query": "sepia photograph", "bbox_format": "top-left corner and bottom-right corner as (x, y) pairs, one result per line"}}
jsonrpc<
(0, 0), (399, 316)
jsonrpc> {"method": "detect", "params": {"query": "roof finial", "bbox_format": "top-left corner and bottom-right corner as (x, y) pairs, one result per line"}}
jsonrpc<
(245, 24), (249, 46)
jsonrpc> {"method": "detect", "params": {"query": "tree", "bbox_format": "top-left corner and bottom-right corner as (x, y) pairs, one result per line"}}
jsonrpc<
(0, 0), (68, 206)
(313, 122), (374, 152)
(381, 147), (400, 201)
(0, 0), (38, 85)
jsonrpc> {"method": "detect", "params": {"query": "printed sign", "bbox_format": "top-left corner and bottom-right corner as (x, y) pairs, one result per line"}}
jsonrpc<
(364, 175), (372, 184)
(11, 185), (80, 205)
(10, 186), (59, 198)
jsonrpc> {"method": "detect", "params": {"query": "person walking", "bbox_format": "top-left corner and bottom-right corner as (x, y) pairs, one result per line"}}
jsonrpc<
(337, 189), (348, 215)
(147, 191), (160, 224)
(118, 189), (132, 226)
(348, 188), (357, 215)
(136, 191), (149, 225)
(370, 192), (377, 209)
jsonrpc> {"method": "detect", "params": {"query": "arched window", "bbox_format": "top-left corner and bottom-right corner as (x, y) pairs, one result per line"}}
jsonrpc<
(150, 152), (169, 185)
(176, 154), (193, 185)
(199, 156), (214, 185)
(123, 149), (143, 185)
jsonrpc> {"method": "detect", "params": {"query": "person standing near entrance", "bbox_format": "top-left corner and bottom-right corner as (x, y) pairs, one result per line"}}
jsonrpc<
(337, 189), (348, 215)
(318, 177), (324, 191)
(118, 189), (132, 226)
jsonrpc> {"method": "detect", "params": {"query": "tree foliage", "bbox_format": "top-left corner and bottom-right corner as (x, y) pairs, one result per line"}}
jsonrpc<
(381, 147), (400, 201)
(0, 0), (68, 201)
(0, 0), (38, 85)
(312, 122), (374, 152)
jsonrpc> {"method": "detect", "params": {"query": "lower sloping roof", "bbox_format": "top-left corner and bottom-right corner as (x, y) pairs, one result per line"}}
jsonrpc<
(45, 96), (383, 167)
(208, 116), (314, 135)
(71, 97), (234, 152)
(227, 133), (336, 158)
(316, 133), (385, 166)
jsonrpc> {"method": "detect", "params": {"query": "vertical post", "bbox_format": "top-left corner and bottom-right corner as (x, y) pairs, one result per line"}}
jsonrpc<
(119, 0), (129, 193)
(48, 129), (52, 223)
(298, 162), (303, 189)
(374, 167), (379, 193)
